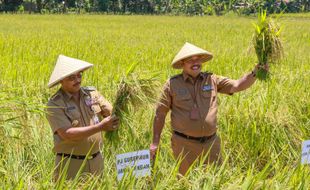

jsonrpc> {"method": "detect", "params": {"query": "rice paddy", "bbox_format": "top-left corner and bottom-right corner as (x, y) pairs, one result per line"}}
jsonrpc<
(0, 14), (309, 189)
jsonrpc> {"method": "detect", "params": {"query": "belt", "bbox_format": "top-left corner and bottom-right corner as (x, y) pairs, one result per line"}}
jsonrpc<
(174, 131), (216, 143)
(56, 151), (100, 160)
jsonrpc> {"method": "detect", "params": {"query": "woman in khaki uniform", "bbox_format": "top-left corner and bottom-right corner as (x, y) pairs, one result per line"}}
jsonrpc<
(150, 42), (268, 175)
(46, 55), (119, 180)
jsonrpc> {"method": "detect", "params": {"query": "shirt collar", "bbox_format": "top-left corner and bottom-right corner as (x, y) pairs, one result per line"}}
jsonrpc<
(182, 72), (204, 83)
(60, 88), (73, 100)
(60, 87), (87, 101)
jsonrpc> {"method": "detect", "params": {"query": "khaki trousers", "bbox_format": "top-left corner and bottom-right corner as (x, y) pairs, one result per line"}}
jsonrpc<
(54, 153), (104, 180)
(171, 133), (221, 175)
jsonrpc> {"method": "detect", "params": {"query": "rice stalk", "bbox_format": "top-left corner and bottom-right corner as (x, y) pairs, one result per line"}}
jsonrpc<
(105, 63), (160, 145)
(252, 9), (284, 80)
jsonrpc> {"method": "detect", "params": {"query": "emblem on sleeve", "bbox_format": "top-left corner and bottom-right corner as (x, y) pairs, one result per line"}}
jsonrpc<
(85, 96), (92, 106)
(85, 96), (98, 106)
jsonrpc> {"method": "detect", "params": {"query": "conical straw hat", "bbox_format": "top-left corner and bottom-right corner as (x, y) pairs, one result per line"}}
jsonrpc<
(48, 55), (93, 88)
(171, 42), (213, 69)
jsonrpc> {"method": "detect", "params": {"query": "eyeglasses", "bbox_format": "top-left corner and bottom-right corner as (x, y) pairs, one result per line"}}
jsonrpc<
(66, 72), (83, 81)
(183, 56), (201, 64)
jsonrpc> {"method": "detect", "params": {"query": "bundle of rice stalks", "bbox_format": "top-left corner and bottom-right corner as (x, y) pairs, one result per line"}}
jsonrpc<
(105, 63), (160, 145)
(252, 10), (284, 80)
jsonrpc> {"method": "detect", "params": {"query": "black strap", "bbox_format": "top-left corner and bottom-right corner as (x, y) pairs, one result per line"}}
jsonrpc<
(57, 151), (100, 160)
(174, 131), (215, 143)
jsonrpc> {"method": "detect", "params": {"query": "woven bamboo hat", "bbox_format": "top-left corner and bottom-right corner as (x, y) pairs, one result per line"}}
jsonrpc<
(48, 55), (93, 88)
(171, 42), (213, 69)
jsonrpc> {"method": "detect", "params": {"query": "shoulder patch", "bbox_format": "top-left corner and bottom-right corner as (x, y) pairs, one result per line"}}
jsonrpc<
(83, 86), (97, 91)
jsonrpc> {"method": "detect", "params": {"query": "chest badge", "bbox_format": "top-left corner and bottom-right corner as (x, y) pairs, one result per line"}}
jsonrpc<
(202, 84), (213, 91)
(72, 120), (79, 127)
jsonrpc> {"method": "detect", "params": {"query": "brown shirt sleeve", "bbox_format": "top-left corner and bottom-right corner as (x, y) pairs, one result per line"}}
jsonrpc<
(95, 90), (113, 117)
(215, 75), (235, 95)
(156, 79), (171, 115)
(46, 102), (71, 134)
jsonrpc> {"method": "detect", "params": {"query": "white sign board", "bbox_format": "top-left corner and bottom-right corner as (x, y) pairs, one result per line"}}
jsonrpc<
(116, 149), (151, 181)
(301, 140), (310, 164)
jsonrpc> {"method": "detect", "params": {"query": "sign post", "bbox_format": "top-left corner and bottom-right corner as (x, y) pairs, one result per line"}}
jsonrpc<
(301, 140), (310, 165)
(116, 149), (151, 181)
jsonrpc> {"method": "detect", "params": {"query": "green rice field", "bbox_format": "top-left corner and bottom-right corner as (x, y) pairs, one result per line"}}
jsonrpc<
(0, 14), (309, 189)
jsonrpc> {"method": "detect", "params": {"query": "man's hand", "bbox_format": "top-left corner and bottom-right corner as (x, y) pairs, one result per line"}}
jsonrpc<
(99, 115), (119, 131)
(253, 63), (269, 75)
(150, 143), (159, 160)
(230, 63), (271, 93)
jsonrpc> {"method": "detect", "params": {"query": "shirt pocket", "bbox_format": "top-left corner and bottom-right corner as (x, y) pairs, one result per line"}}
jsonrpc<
(65, 109), (81, 126)
(202, 91), (217, 108)
(174, 92), (192, 110)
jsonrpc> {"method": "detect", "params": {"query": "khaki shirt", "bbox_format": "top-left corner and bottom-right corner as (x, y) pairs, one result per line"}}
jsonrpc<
(156, 72), (234, 137)
(46, 86), (112, 155)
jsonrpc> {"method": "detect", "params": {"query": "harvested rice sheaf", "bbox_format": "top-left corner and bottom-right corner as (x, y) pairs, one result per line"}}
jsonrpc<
(252, 10), (284, 80)
(105, 63), (159, 145)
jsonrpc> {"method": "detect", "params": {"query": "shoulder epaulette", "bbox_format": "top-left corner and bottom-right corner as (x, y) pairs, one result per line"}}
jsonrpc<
(202, 71), (213, 76)
(169, 74), (182, 80)
(50, 92), (61, 101)
(83, 86), (97, 91)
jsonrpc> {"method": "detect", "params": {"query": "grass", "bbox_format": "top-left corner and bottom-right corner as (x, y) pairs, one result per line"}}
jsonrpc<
(0, 14), (309, 189)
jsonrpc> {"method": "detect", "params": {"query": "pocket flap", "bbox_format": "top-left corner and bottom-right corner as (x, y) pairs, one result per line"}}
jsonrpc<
(65, 109), (81, 121)
(202, 91), (215, 98)
(176, 92), (191, 100)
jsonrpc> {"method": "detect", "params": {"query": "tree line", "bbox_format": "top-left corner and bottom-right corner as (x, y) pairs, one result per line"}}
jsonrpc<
(1, 0), (309, 15)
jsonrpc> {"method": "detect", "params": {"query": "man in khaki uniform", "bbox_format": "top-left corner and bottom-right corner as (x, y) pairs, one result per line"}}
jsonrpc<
(46, 55), (119, 180)
(150, 42), (268, 175)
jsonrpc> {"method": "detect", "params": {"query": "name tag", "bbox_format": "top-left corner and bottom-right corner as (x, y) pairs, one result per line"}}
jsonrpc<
(202, 85), (213, 91)
(67, 106), (76, 111)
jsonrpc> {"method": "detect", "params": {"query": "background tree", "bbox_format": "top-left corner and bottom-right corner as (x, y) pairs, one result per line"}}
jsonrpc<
(1, 0), (309, 14)
(2, 0), (23, 12)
